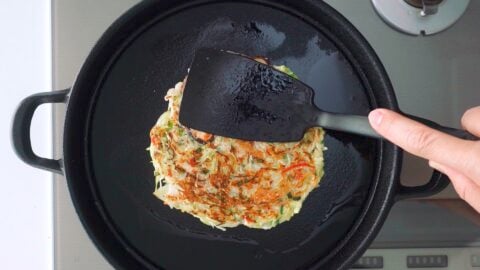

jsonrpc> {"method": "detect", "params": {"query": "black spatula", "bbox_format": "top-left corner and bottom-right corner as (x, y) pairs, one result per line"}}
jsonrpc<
(179, 48), (380, 142)
(179, 48), (474, 142)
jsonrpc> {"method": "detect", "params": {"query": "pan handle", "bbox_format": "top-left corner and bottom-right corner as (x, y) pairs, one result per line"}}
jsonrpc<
(12, 89), (69, 174)
(395, 171), (450, 201)
(395, 113), (477, 200)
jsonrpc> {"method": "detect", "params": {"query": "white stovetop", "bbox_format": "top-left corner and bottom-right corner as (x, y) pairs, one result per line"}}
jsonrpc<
(0, 0), (53, 269)
(51, 0), (480, 269)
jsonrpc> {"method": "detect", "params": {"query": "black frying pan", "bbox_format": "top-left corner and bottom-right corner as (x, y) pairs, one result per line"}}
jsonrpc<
(11, 1), (466, 269)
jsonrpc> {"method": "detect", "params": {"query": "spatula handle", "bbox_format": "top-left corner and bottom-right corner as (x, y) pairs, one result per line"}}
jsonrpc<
(403, 113), (477, 141)
(317, 112), (477, 141)
(317, 112), (382, 139)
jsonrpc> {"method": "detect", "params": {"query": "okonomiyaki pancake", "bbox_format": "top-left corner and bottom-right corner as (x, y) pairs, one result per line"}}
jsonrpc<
(149, 67), (325, 230)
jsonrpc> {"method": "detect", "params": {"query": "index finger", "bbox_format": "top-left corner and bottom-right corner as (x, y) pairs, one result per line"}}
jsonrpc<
(368, 109), (480, 182)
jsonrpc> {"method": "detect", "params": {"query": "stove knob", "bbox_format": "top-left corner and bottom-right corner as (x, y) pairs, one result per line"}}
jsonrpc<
(404, 0), (443, 16)
(372, 0), (470, 35)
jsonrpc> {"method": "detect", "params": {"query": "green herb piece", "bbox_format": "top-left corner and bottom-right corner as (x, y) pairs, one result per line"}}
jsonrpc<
(175, 166), (186, 173)
(274, 65), (299, 79)
(287, 192), (301, 201)
(254, 157), (264, 163)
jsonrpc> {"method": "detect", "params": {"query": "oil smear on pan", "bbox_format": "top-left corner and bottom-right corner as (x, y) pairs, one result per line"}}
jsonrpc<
(196, 18), (286, 55)
(275, 35), (369, 115)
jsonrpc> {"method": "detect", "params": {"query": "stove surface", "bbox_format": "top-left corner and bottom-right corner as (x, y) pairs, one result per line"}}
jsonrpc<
(52, 0), (480, 269)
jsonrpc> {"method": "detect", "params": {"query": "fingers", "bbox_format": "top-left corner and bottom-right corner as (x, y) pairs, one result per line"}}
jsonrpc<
(369, 109), (480, 182)
(369, 108), (480, 213)
(461, 106), (480, 137)
(430, 161), (480, 213)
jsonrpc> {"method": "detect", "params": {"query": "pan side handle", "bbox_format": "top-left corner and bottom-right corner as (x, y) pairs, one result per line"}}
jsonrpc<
(395, 171), (450, 201)
(12, 89), (69, 175)
(395, 113), (477, 200)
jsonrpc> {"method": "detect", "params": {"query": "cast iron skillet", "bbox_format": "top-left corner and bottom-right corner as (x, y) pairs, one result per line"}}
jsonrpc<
(11, 1), (466, 269)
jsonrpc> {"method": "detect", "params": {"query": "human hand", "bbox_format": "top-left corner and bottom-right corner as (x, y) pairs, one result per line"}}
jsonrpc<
(368, 107), (480, 212)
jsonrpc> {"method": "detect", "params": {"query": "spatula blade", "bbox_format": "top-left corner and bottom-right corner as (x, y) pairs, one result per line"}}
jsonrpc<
(179, 48), (317, 142)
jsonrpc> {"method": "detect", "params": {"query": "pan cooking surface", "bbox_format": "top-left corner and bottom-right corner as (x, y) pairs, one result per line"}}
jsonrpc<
(88, 2), (375, 269)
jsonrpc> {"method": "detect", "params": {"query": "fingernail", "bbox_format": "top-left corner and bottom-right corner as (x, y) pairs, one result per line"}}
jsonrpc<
(429, 160), (445, 173)
(429, 160), (439, 169)
(369, 110), (384, 127)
